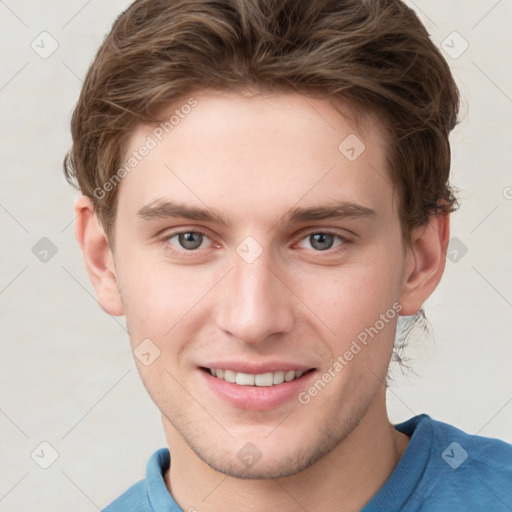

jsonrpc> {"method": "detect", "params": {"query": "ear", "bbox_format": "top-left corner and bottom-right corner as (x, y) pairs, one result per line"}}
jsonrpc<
(74, 195), (124, 316)
(398, 212), (450, 316)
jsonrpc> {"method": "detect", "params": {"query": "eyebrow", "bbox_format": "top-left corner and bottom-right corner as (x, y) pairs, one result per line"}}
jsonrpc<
(136, 199), (376, 226)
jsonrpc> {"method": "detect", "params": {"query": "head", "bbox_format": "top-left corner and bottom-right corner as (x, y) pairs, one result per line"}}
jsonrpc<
(66, 0), (460, 479)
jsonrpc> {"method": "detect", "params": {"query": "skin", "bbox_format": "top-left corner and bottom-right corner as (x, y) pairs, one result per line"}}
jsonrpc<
(75, 89), (449, 511)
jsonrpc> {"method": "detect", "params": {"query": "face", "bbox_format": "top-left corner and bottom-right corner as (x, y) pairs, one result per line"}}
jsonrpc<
(111, 89), (409, 478)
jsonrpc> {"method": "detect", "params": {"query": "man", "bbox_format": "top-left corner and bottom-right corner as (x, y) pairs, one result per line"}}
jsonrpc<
(64, 0), (512, 510)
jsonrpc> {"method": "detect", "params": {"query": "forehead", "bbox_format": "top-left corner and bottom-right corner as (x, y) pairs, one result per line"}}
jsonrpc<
(117, 89), (396, 226)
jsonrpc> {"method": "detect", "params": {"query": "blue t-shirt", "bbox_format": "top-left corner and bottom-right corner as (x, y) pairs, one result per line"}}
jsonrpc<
(103, 414), (512, 511)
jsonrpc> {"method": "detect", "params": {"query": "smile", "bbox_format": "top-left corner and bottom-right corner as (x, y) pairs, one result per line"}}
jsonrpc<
(205, 368), (311, 386)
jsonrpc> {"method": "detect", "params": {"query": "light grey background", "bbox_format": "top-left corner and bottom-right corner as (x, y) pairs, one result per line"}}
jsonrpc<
(1, 0), (511, 510)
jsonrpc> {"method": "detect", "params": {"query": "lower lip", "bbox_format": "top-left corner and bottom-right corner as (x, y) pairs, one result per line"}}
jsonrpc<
(198, 368), (316, 411)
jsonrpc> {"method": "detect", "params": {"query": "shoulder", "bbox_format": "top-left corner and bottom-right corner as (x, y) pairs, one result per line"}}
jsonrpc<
(398, 415), (512, 510)
(417, 415), (512, 471)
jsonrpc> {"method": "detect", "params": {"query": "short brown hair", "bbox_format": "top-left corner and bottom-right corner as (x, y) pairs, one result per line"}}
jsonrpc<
(63, 0), (460, 244)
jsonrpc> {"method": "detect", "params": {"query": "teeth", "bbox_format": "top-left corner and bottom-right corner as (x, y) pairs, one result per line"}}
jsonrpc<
(255, 372), (273, 386)
(284, 370), (295, 382)
(273, 371), (285, 385)
(208, 368), (307, 386)
(235, 372), (255, 386)
(224, 369), (236, 383)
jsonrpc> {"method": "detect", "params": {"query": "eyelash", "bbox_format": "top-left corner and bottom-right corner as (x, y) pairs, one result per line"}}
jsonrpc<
(159, 229), (351, 257)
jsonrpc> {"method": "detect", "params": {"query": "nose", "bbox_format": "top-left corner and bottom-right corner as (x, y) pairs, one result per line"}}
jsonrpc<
(215, 251), (294, 345)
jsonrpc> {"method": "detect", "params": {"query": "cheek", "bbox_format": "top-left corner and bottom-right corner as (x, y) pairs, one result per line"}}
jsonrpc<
(117, 258), (216, 343)
(115, 258), (168, 337)
(293, 246), (403, 348)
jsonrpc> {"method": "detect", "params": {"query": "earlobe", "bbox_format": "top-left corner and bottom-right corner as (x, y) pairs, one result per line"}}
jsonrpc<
(74, 195), (124, 316)
(398, 213), (450, 316)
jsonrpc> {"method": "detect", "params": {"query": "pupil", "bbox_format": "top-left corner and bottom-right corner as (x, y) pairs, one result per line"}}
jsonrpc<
(311, 233), (333, 251)
(179, 232), (202, 249)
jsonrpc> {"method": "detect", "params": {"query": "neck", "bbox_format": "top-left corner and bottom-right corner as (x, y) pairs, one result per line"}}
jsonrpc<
(163, 393), (409, 512)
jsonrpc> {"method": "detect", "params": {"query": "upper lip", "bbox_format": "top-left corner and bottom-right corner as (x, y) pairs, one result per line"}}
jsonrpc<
(200, 361), (316, 374)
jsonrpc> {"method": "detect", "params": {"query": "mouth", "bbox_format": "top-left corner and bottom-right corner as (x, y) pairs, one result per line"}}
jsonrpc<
(200, 367), (315, 387)
(198, 364), (318, 410)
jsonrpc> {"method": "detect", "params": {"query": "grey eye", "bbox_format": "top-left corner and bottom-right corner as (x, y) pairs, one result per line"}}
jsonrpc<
(178, 232), (203, 250)
(309, 233), (334, 251)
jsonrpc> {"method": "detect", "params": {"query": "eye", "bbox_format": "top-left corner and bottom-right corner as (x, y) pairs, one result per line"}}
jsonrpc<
(298, 232), (346, 251)
(169, 231), (208, 250)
